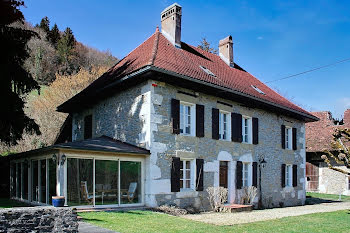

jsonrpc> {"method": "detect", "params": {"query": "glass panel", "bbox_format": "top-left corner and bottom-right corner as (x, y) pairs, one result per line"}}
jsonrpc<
(40, 160), (46, 203)
(48, 159), (57, 204)
(32, 161), (38, 202)
(95, 160), (119, 205)
(23, 162), (28, 200)
(186, 180), (190, 188)
(120, 161), (141, 204)
(16, 163), (21, 198)
(67, 158), (93, 206)
(186, 170), (191, 179)
(10, 164), (15, 198)
(186, 161), (190, 169)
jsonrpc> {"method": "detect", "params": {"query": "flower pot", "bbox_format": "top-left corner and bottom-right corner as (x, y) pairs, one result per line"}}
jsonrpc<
(52, 196), (65, 207)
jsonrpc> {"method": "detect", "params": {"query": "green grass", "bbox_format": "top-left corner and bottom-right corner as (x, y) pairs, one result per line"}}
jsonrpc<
(79, 209), (350, 233)
(0, 198), (30, 208)
(307, 192), (350, 202)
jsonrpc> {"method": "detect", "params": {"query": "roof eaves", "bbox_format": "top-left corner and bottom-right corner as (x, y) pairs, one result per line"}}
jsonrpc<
(149, 66), (319, 122)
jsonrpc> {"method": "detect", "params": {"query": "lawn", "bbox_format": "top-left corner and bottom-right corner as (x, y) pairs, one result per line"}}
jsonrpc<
(0, 198), (30, 208)
(79, 209), (350, 233)
(307, 192), (350, 202)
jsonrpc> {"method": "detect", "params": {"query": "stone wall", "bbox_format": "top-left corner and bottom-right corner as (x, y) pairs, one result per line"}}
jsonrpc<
(0, 207), (78, 233)
(149, 81), (306, 209)
(319, 162), (350, 195)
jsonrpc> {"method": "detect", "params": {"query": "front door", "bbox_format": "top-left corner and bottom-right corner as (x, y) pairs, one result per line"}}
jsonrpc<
(219, 161), (228, 188)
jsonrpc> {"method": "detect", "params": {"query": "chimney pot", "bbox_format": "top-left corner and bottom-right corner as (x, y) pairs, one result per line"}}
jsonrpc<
(219, 35), (234, 67)
(160, 3), (182, 48)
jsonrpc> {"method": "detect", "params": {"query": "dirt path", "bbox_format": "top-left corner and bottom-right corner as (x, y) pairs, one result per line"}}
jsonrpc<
(183, 202), (350, 225)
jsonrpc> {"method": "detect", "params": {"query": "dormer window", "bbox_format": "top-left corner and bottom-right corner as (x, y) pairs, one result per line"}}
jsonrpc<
(251, 85), (265, 95)
(199, 66), (216, 77)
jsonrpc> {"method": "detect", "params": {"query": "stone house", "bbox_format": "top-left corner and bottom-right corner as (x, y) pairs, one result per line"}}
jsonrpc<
(306, 110), (350, 195)
(8, 3), (318, 209)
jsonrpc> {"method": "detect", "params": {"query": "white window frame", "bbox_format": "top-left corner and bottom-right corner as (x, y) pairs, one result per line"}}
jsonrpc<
(285, 127), (292, 150)
(180, 102), (196, 136)
(242, 116), (252, 144)
(180, 159), (196, 191)
(285, 164), (293, 187)
(219, 111), (231, 141)
(242, 162), (252, 187)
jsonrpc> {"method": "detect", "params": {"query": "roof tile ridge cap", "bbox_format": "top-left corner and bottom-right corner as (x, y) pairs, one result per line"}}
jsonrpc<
(148, 26), (160, 66)
(108, 137), (150, 151)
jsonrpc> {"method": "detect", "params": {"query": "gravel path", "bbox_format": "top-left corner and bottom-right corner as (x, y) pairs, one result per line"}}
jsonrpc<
(183, 202), (350, 225)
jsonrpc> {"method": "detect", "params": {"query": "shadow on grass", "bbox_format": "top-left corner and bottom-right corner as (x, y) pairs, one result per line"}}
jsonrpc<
(305, 197), (341, 205)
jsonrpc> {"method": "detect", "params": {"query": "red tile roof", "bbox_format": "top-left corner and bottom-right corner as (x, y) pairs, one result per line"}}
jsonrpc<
(58, 28), (317, 121)
(306, 110), (350, 152)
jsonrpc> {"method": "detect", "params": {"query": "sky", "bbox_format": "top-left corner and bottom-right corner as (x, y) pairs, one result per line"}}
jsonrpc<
(21, 0), (350, 119)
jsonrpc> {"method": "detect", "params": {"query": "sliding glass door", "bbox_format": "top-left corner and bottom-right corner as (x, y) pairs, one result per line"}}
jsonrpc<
(95, 160), (118, 205)
(67, 158), (93, 206)
(31, 161), (39, 202)
(120, 161), (141, 204)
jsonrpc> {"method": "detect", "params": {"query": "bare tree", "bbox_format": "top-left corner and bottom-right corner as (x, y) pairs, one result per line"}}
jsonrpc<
(322, 128), (350, 175)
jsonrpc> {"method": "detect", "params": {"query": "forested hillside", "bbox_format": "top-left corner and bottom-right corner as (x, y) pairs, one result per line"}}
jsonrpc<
(0, 16), (118, 154)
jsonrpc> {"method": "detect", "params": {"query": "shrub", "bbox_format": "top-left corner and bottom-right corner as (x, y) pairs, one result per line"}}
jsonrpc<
(206, 186), (228, 212)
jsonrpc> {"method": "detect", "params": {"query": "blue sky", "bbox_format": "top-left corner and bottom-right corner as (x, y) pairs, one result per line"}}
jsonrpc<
(22, 0), (350, 119)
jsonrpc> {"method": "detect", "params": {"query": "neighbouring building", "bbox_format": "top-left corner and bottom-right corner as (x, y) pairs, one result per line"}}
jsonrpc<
(8, 3), (318, 210)
(306, 110), (350, 195)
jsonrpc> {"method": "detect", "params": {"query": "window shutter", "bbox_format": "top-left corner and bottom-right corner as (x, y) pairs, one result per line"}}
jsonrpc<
(231, 113), (242, 142)
(293, 164), (298, 187)
(171, 99), (180, 134)
(171, 157), (181, 192)
(212, 108), (219, 140)
(292, 128), (297, 150)
(236, 161), (243, 189)
(252, 117), (259, 145)
(281, 125), (286, 149)
(252, 162), (258, 187)
(281, 164), (286, 188)
(196, 104), (205, 137)
(84, 115), (92, 139)
(196, 159), (204, 191)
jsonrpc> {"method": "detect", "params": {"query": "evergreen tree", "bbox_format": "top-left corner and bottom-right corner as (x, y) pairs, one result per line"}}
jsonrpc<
(57, 27), (76, 74)
(38, 16), (50, 34)
(0, 0), (40, 145)
(48, 23), (60, 48)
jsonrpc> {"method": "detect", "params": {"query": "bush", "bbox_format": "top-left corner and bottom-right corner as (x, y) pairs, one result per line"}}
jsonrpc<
(206, 186), (228, 212)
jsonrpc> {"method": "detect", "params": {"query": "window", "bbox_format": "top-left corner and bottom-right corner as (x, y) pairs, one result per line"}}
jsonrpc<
(285, 127), (292, 150)
(286, 164), (293, 187)
(242, 117), (252, 143)
(199, 65), (216, 77)
(242, 163), (251, 187)
(84, 115), (92, 139)
(180, 160), (195, 190)
(180, 103), (195, 136)
(219, 111), (231, 140)
(251, 85), (265, 95)
(348, 177), (350, 190)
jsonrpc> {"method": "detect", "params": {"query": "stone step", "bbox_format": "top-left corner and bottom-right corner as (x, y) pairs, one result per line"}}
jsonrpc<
(223, 204), (253, 213)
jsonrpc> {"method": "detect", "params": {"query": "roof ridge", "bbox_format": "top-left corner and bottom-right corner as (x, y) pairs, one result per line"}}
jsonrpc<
(148, 26), (160, 65)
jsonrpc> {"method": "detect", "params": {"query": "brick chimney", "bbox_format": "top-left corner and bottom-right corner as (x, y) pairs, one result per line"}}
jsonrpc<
(219, 36), (234, 67)
(161, 3), (182, 48)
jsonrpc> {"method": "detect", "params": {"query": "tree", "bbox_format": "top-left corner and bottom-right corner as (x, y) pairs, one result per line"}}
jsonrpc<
(57, 27), (76, 74)
(38, 16), (50, 34)
(322, 128), (350, 175)
(48, 23), (60, 48)
(197, 38), (218, 54)
(0, 0), (41, 145)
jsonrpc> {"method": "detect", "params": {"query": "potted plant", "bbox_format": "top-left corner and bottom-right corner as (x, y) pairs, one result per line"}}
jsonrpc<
(52, 196), (65, 207)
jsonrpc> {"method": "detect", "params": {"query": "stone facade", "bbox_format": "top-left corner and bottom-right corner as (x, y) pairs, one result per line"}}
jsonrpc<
(71, 79), (307, 209)
(0, 207), (78, 233)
